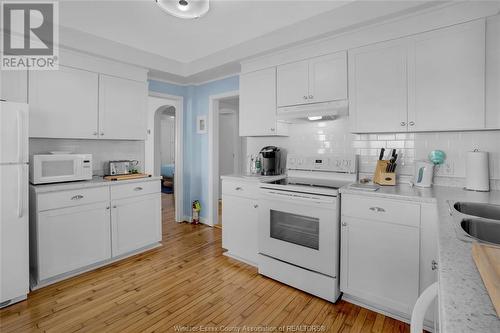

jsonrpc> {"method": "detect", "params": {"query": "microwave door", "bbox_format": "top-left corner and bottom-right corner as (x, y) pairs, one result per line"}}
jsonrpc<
(35, 159), (77, 184)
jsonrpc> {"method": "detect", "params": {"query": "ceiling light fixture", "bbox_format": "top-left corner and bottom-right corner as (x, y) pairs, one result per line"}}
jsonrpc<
(156, 0), (210, 19)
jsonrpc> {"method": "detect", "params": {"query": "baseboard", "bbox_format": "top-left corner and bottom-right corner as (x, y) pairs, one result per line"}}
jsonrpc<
(342, 294), (434, 332)
(31, 242), (162, 290)
(223, 252), (258, 267)
(182, 215), (210, 226)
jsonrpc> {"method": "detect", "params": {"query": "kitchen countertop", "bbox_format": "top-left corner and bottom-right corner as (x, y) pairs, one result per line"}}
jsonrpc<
(341, 183), (500, 333)
(30, 176), (162, 193)
(220, 174), (286, 183)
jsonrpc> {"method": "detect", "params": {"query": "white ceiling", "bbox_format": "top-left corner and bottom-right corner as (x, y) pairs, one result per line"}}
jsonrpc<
(59, 0), (350, 63)
(57, 0), (443, 83)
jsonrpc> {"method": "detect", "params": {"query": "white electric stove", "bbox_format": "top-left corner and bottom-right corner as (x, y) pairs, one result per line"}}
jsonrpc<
(257, 153), (357, 302)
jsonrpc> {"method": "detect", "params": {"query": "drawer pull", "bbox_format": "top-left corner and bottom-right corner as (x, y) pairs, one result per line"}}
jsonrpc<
(369, 207), (385, 213)
(134, 186), (143, 191)
(253, 204), (258, 208)
(235, 187), (243, 191)
(71, 195), (84, 200)
(431, 260), (438, 271)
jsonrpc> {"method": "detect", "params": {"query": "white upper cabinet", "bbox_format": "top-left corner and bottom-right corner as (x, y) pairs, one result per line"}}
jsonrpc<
(277, 51), (347, 107)
(409, 19), (486, 131)
(349, 19), (487, 133)
(98, 75), (147, 140)
(239, 68), (287, 136)
(29, 66), (99, 139)
(277, 61), (309, 107)
(308, 52), (348, 104)
(0, 70), (27, 103)
(349, 40), (409, 133)
(486, 14), (500, 129)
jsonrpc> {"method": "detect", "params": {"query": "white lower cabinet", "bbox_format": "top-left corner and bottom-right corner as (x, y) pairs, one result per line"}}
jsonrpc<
(111, 194), (162, 257)
(30, 180), (162, 287)
(37, 202), (111, 281)
(221, 180), (259, 265)
(341, 193), (438, 328)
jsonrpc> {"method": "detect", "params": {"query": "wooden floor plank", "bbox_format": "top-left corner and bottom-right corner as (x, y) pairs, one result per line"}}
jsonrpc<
(0, 194), (411, 333)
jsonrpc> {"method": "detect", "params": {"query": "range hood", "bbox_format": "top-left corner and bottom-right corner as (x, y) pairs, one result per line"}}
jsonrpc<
(277, 100), (348, 123)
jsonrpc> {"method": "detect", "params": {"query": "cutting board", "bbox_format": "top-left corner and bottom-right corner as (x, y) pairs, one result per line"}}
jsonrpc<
(472, 242), (500, 317)
(103, 173), (151, 181)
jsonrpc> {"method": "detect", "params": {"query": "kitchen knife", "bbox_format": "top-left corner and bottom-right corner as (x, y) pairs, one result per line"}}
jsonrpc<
(379, 148), (385, 161)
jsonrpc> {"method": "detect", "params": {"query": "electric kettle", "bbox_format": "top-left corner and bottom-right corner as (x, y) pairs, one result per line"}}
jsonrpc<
(414, 160), (434, 188)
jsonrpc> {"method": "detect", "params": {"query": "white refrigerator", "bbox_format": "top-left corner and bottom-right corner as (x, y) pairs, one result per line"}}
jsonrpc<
(0, 100), (29, 307)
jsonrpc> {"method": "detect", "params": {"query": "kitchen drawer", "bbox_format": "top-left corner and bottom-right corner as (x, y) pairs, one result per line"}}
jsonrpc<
(341, 194), (420, 227)
(111, 180), (160, 200)
(222, 180), (258, 199)
(38, 186), (109, 211)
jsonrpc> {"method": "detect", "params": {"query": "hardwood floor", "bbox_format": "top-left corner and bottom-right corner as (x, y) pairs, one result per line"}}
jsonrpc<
(0, 194), (411, 333)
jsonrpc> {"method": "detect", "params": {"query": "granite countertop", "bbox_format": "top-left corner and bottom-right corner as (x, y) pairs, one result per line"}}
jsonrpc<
(31, 176), (162, 193)
(220, 174), (286, 183)
(341, 183), (500, 332)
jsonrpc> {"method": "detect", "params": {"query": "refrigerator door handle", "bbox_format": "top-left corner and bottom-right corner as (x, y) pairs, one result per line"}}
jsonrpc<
(17, 165), (23, 218)
(16, 109), (23, 163)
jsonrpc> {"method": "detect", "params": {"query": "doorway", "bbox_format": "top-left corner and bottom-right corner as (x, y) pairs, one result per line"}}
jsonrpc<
(146, 94), (184, 222)
(208, 91), (242, 228)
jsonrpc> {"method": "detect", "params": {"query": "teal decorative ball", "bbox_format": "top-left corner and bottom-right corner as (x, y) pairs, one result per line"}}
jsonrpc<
(428, 150), (446, 165)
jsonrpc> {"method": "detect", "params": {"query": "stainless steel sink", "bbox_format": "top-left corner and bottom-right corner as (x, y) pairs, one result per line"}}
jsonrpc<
(460, 218), (500, 245)
(453, 202), (500, 220)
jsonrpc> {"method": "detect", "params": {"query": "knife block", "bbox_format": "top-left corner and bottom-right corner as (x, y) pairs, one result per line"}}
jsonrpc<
(373, 160), (396, 186)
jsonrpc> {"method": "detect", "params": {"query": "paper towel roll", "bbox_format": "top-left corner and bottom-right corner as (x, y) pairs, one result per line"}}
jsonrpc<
(465, 150), (490, 192)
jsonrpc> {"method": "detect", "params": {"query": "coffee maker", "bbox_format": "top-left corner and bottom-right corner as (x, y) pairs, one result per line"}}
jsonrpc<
(259, 146), (281, 176)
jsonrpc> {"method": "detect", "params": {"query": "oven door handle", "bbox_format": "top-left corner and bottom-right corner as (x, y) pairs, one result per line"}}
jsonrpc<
(264, 190), (336, 205)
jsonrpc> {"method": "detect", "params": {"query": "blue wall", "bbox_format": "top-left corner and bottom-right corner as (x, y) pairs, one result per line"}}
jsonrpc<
(149, 76), (239, 219)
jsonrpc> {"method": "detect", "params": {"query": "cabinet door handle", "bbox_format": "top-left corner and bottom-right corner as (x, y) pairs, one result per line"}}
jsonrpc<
(409, 121), (415, 126)
(270, 128), (275, 132)
(100, 132), (104, 136)
(369, 207), (385, 213)
(93, 131), (98, 136)
(400, 121), (406, 126)
(106, 206), (110, 210)
(303, 96), (308, 100)
(431, 260), (438, 270)
(113, 205), (117, 209)
(71, 195), (84, 200)
(253, 204), (258, 208)
(134, 186), (143, 191)
(235, 187), (243, 191)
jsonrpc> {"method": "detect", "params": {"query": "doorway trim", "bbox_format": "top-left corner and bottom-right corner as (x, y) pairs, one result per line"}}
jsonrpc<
(207, 90), (239, 227)
(147, 91), (184, 222)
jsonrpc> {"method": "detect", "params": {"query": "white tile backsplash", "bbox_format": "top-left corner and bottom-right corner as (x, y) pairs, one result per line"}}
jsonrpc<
(29, 139), (145, 176)
(245, 116), (500, 188)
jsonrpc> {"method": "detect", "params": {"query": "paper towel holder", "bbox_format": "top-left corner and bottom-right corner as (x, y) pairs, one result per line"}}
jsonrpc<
(464, 149), (490, 192)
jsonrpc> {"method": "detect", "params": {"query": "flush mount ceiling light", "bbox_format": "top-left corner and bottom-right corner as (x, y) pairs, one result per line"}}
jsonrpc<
(156, 0), (210, 19)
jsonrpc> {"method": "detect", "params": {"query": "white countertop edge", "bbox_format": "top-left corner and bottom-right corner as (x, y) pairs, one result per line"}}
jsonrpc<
(30, 176), (162, 193)
(220, 174), (286, 183)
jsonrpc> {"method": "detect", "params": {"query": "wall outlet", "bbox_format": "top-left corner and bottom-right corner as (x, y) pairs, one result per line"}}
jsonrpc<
(435, 161), (455, 176)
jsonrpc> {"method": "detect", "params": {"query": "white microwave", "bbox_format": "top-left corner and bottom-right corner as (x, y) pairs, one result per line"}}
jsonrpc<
(30, 154), (93, 184)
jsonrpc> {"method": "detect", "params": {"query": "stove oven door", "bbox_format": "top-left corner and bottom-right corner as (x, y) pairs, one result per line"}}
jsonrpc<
(258, 189), (339, 277)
